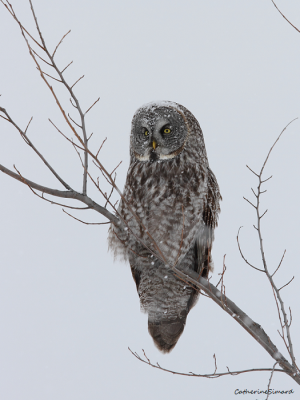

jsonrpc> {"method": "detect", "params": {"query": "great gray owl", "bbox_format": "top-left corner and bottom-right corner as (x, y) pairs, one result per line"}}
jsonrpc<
(108, 101), (221, 352)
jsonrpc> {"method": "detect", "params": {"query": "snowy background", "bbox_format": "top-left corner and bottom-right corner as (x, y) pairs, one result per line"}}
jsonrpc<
(0, 0), (300, 399)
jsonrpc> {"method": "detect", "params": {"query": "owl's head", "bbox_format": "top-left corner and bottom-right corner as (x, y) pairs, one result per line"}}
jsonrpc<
(130, 101), (193, 163)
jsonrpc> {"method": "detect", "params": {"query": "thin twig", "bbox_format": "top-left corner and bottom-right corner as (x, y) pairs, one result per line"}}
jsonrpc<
(213, 354), (217, 375)
(71, 75), (84, 89)
(69, 97), (77, 108)
(271, 0), (300, 33)
(272, 250), (286, 277)
(266, 362), (279, 400)
(0, 162), (118, 224)
(110, 160), (122, 176)
(0, 0), (44, 50)
(105, 173), (116, 208)
(243, 197), (256, 209)
(261, 175), (272, 183)
(63, 209), (110, 225)
(24, 116), (33, 134)
(246, 165), (259, 177)
(260, 209), (268, 219)
(244, 119), (299, 373)
(96, 137), (107, 157)
(85, 97), (100, 115)
(237, 227), (265, 272)
(61, 60), (73, 74)
(128, 348), (285, 379)
(215, 255), (227, 304)
(38, 69), (62, 82)
(52, 29), (71, 58)
(278, 277), (294, 292)
(31, 47), (52, 66)
(68, 113), (82, 129)
(1, 107), (72, 191)
(0, 114), (10, 122)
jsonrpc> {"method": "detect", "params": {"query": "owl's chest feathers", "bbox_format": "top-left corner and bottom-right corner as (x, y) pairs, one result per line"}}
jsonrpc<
(125, 156), (206, 209)
(118, 156), (207, 265)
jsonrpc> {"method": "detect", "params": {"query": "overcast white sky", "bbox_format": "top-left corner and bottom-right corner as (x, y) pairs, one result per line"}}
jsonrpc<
(0, 0), (300, 399)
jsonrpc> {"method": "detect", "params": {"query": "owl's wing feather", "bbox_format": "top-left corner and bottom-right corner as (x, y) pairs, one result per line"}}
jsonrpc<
(195, 166), (221, 277)
(130, 264), (141, 290)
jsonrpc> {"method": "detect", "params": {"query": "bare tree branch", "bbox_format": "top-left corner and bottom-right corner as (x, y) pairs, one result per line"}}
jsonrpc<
(128, 348), (286, 379)
(266, 362), (279, 400)
(62, 209), (110, 225)
(271, 0), (300, 33)
(278, 277), (294, 292)
(0, 162), (119, 224)
(243, 196), (256, 209)
(24, 116), (33, 134)
(37, 68), (62, 82)
(241, 119), (299, 375)
(237, 227), (265, 272)
(61, 60), (73, 74)
(254, 121), (298, 370)
(31, 47), (52, 66)
(0, 107), (72, 191)
(132, 264), (300, 384)
(272, 250), (286, 277)
(110, 160), (122, 176)
(52, 29), (71, 58)
(71, 75), (84, 89)
(85, 97), (100, 115)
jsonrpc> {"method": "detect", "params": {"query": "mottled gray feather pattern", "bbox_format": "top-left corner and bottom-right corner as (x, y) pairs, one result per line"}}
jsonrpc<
(108, 101), (221, 352)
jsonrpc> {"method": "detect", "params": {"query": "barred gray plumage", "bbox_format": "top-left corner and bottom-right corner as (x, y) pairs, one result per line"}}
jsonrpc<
(108, 101), (221, 352)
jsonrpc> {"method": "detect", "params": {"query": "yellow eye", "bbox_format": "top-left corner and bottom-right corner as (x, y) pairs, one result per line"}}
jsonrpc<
(144, 130), (149, 136)
(164, 128), (171, 134)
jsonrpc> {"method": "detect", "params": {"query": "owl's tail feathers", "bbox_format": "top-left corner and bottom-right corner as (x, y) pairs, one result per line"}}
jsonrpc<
(148, 316), (186, 353)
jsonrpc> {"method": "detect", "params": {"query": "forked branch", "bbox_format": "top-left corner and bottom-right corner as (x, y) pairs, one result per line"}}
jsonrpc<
(128, 348), (285, 379)
(239, 119), (299, 375)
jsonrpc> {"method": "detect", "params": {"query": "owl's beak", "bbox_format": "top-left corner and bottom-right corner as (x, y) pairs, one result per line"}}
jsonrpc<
(152, 140), (157, 150)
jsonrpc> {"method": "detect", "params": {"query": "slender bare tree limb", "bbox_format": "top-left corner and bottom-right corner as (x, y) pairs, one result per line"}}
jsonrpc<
(0, 0), (44, 49)
(24, 116), (33, 134)
(0, 107), (72, 191)
(37, 69), (62, 82)
(0, 163), (119, 224)
(29, 0), (89, 196)
(266, 362), (279, 400)
(52, 29), (71, 58)
(271, 250), (286, 277)
(239, 119), (299, 375)
(31, 47), (52, 66)
(62, 209), (110, 225)
(128, 348), (286, 379)
(271, 0), (300, 33)
(85, 97), (100, 115)
(237, 227), (265, 272)
(215, 255), (227, 288)
(152, 266), (300, 384)
(61, 60), (73, 74)
(278, 277), (294, 292)
(253, 121), (298, 370)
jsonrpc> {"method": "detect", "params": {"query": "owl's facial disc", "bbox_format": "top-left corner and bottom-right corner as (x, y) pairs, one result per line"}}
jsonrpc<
(131, 106), (188, 162)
